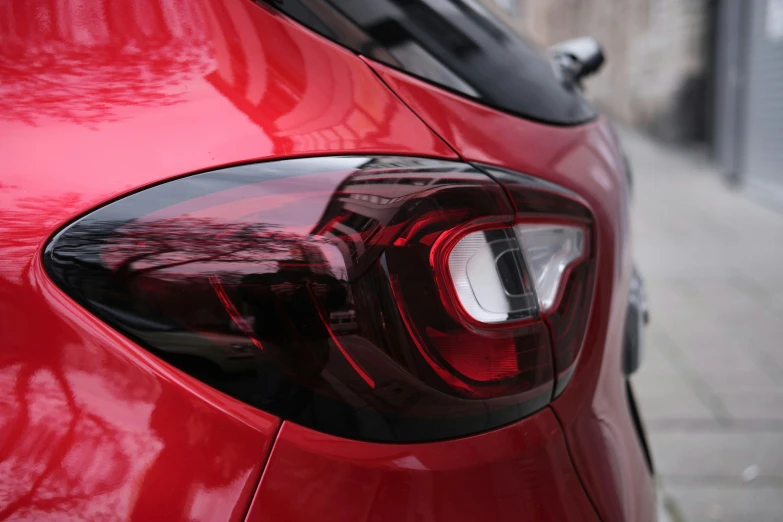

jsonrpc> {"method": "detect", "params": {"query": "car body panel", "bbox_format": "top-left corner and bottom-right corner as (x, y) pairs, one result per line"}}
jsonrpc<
(368, 60), (656, 522)
(0, 0), (653, 520)
(0, 0), (456, 214)
(0, 0), (454, 519)
(259, 0), (596, 126)
(0, 252), (279, 521)
(246, 411), (599, 522)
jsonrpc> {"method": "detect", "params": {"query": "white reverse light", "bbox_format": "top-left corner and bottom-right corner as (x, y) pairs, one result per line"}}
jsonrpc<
(447, 229), (537, 324)
(515, 224), (584, 312)
(446, 224), (585, 324)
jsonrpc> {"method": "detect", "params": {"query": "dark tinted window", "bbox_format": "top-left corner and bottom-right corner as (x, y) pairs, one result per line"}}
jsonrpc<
(265, 0), (596, 125)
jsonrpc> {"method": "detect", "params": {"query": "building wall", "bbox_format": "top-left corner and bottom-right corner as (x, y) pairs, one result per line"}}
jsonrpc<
(483, 0), (713, 143)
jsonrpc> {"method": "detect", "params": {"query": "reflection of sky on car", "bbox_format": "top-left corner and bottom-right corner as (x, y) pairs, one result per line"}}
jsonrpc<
(143, 172), (352, 224)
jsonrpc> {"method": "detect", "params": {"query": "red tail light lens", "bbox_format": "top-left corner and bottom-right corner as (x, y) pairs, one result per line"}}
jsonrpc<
(46, 156), (594, 441)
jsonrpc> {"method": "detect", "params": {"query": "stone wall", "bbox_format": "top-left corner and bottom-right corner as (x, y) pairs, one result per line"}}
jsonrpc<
(483, 0), (714, 143)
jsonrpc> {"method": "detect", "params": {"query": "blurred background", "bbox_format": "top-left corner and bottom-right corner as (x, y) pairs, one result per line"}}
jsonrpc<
(481, 1), (783, 520)
(482, 0), (783, 198)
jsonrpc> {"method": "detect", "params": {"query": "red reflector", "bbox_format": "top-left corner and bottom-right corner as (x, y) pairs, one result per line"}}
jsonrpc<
(426, 327), (519, 382)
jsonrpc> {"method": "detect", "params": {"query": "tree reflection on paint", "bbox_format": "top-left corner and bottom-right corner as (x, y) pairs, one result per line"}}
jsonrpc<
(0, 0), (212, 126)
(0, 193), (260, 521)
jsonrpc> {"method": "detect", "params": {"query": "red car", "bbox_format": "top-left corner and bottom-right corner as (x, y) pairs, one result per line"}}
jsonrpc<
(0, 0), (655, 520)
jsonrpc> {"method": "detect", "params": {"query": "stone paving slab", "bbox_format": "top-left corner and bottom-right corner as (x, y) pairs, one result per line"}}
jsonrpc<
(622, 127), (783, 521)
(650, 431), (783, 478)
(667, 485), (783, 522)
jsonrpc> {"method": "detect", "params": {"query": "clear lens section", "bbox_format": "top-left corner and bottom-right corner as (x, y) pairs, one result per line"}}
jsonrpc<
(448, 228), (538, 324)
(515, 224), (584, 311)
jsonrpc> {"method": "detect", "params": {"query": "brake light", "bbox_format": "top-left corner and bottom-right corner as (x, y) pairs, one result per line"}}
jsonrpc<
(46, 156), (594, 441)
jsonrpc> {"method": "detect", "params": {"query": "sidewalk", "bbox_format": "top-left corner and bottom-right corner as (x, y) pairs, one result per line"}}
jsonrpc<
(625, 129), (783, 521)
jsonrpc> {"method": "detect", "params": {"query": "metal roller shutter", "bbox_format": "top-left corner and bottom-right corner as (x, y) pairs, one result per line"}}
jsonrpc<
(743, 0), (783, 200)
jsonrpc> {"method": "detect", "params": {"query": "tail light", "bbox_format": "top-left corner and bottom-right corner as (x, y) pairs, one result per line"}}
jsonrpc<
(45, 156), (594, 442)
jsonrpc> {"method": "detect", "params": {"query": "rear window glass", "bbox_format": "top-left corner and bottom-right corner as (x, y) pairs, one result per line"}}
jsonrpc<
(265, 0), (596, 126)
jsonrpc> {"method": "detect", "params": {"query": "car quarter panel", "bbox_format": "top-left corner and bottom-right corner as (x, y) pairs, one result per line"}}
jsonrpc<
(246, 412), (599, 522)
(368, 60), (656, 522)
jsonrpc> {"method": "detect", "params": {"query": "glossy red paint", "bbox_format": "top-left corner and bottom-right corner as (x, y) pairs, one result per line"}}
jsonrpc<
(1, 0), (653, 519)
(0, 0), (454, 519)
(246, 412), (599, 522)
(369, 60), (656, 522)
(0, 0), (455, 203)
(0, 257), (279, 521)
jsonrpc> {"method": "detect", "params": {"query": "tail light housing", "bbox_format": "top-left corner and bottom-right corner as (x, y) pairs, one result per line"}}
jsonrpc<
(46, 156), (594, 442)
